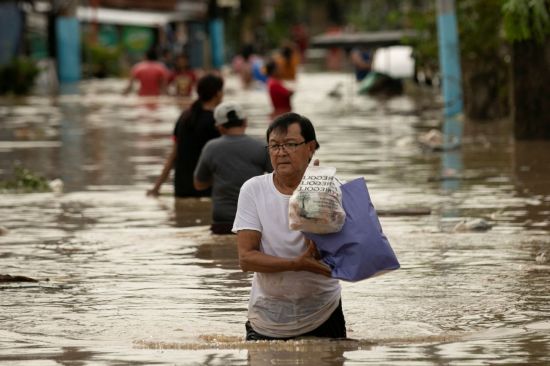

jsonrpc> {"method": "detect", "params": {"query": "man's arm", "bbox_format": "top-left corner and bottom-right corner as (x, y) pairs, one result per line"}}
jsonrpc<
(193, 147), (213, 191)
(146, 142), (177, 196)
(159, 69), (169, 95)
(123, 77), (135, 95)
(237, 229), (331, 276)
(193, 176), (212, 191)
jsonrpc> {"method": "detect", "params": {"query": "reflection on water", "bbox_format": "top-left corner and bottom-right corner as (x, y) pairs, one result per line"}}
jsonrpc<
(0, 74), (549, 365)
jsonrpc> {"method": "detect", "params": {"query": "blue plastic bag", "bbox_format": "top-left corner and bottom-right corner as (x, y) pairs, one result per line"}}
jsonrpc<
(304, 178), (400, 281)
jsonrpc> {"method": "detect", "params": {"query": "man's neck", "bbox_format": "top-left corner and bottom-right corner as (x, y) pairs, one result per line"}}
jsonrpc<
(202, 100), (218, 111)
(273, 172), (302, 194)
(223, 127), (246, 136)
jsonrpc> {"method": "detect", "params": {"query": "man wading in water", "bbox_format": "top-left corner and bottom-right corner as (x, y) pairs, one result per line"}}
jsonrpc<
(232, 113), (346, 340)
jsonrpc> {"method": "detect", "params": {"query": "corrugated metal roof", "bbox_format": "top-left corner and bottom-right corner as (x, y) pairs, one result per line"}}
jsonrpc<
(76, 6), (200, 26)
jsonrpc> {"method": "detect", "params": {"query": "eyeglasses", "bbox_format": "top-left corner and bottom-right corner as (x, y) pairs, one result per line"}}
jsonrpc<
(265, 141), (306, 153)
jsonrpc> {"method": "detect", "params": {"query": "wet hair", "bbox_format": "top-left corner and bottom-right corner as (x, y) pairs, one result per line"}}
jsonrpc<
(221, 110), (245, 129)
(241, 44), (255, 61)
(196, 74), (224, 102)
(265, 60), (277, 77)
(182, 74), (224, 131)
(146, 48), (158, 61)
(266, 112), (320, 150)
(281, 46), (293, 61)
(174, 54), (190, 71)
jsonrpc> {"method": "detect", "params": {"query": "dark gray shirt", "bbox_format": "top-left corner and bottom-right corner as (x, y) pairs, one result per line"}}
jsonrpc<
(194, 134), (272, 224)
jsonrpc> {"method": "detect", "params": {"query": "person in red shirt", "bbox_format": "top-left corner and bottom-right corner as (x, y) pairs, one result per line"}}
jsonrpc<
(266, 60), (293, 119)
(124, 49), (170, 96)
(168, 54), (197, 97)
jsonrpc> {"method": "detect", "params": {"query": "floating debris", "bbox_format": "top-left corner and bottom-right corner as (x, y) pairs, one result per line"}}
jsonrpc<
(377, 208), (431, 216)
(0, 274), (40, 283)
(452, 218), (492, 232)
(418, 129), (443, 150)
(48, 178), (64, 194)
(327, 82), (344, 99)
(535, 251), (547, 264)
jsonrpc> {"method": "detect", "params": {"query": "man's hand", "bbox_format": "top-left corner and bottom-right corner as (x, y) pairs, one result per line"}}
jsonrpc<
(295, 239), (331, 277)
(146, 188), (159, 197)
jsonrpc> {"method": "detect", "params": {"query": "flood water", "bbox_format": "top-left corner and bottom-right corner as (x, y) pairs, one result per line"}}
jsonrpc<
(1, 73), (549, 365)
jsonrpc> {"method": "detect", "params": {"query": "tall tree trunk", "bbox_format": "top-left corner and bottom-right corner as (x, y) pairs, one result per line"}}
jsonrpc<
(462, 59), (509, 121)
(511, 38), (550, 139)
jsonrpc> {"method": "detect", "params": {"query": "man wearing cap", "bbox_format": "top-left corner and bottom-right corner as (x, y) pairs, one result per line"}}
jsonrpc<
(194, 102), (272, 234)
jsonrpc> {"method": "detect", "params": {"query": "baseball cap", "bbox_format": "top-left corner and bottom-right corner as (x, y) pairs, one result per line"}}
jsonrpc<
(214, 102), (247, 126)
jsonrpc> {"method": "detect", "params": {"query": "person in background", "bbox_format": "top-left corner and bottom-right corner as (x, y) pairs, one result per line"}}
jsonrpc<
(168, 54), (197, 97)
(233, 112), (346, 341)
(193, 102), (272, 234)
(123, 48), (170, 96)
(146, 74), (224, 198)
(350, 47), (372, 82)
(266, 60), (293, 119)
(232, 44), (267, 89)
(274, 42), (300, 81)
(291, 23), (309, 61)
(238, 45), (255, 89)
(160, 49), (175, 71)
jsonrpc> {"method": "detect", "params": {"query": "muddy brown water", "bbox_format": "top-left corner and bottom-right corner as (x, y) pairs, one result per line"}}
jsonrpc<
(1, 73), (549, 365)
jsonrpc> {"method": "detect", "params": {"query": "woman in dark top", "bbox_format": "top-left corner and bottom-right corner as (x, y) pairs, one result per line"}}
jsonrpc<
(147, 74), (224, 197)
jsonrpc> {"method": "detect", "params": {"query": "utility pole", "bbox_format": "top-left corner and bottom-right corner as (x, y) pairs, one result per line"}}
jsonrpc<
(436, 0), (463, 192)
(436, 0), (463, 146)
(55, 0), (81, 83)
(437, 0), (463, 118)
(208, 0), (224, 69)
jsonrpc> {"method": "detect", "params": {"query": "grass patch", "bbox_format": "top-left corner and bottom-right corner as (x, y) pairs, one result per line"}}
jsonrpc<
(0, 166), (51, 193)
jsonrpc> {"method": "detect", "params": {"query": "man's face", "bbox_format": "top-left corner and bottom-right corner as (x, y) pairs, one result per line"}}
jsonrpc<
(176, 57), (188, 69)
(267, 123), (315, 176)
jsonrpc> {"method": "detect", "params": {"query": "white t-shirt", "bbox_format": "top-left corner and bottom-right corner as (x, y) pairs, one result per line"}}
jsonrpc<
(232, 173), (341, 338)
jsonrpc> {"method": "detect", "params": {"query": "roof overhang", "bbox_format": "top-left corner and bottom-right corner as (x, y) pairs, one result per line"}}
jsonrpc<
(310, 30), (417, 49)
(77, 6), (192, 26)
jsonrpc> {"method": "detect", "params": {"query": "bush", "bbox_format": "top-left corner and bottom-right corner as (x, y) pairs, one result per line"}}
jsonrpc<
(82, 41), (123, 78)
(0, 166), (51, 193)
(0, 58), (39, 95)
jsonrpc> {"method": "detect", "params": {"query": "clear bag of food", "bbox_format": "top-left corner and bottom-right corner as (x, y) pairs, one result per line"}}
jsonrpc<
(289, 166), (346, 234)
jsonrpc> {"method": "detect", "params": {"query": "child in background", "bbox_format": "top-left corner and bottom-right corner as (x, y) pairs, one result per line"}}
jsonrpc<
(169, 54), (197, 97)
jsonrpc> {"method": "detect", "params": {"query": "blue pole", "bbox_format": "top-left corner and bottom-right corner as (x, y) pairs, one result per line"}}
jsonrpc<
(437, 0), (463, 149)
(437, 0), (463, 191)
(437, 0), (463, 118)
(209, 18), (224, 69)
(56, 17), (81, 83)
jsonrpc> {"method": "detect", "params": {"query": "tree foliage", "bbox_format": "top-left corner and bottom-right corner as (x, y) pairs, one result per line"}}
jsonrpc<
(502, 0), (550, 43)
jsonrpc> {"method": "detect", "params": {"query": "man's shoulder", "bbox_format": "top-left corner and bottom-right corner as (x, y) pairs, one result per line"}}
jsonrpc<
(131, 61), (146, 73)
(202, 135), (225, 150)
(242, 173), (270, 191)
(241, 134), (265, 145)
(210, 134), (262, 147)
(152, 61), (169, 72)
